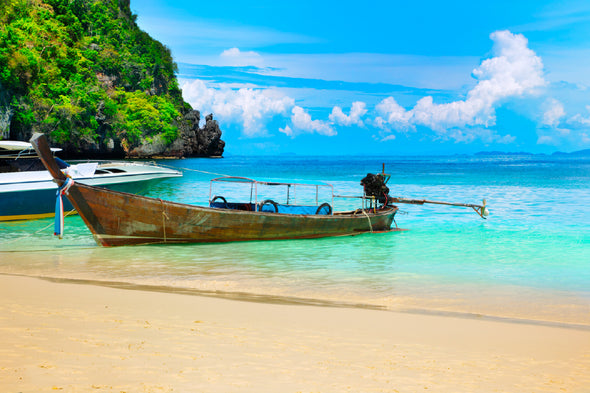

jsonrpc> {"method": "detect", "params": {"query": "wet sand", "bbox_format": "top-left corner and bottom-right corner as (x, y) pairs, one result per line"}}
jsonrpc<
(1, 274), (589, 392)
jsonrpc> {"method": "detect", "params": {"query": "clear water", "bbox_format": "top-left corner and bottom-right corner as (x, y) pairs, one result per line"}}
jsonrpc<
(1, 155), (589, 326)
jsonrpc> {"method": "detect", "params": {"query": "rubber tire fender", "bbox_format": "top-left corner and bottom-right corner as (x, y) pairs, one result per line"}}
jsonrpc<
(259, 199), (279, 213)
(315, 202), (332, 215)
(211, 195), (228, 208)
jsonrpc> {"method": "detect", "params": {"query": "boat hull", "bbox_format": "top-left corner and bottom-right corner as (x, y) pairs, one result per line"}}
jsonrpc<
(66, 183), (398, 246)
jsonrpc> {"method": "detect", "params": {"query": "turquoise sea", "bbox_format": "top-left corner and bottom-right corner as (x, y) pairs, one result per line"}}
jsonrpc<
(1, 155), (589, 327)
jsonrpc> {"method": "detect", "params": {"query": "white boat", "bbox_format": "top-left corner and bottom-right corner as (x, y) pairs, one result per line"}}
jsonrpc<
(0, 140), (182, 221)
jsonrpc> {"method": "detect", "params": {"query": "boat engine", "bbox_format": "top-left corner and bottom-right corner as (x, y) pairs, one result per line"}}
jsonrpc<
(360, 173), (392, 206)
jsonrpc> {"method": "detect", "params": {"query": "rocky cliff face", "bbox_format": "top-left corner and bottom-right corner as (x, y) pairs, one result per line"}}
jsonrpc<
(0, 82), (12, 140)
(194, 113), (225, 157)
(31, 108), (225, 160)
(174, 111), (225, 157)
(129, 111), (225, 158)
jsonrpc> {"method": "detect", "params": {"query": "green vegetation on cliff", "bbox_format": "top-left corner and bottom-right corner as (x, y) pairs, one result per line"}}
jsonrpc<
(0, 0), (192, 156)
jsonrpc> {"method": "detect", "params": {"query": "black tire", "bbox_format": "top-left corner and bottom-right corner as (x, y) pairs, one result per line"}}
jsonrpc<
(316, 202), (332, 215)
(259, 199), (279, 213)
(211, 195), (228, 208)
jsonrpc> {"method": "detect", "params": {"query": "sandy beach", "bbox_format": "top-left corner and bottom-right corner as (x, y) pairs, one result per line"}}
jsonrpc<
(1, 274), (589, 393)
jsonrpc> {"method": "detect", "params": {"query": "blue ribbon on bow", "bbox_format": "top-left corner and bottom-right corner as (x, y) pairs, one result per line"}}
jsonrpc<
(54, 177), (74, 239)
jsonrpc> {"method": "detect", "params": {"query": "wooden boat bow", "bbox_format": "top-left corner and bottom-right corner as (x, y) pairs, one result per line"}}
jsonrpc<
(30, 133), (67, 185)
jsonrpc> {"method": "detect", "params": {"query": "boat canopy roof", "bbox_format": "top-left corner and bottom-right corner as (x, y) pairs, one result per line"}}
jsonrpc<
(0, 141), (62, 154)
(210, 176), (332, 188)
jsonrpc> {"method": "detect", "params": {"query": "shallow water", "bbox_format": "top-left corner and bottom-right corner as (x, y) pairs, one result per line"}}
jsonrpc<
(1, 155), (589, 326)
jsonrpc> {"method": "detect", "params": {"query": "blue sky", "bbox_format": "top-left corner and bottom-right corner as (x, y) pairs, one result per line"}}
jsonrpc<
(133, 0), (590, 155)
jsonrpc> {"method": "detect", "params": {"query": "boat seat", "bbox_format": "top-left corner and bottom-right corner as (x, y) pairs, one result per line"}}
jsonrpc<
(210, 201), (332, 215)
(263, 203), (332, 215)
(210, 202), (255, 211)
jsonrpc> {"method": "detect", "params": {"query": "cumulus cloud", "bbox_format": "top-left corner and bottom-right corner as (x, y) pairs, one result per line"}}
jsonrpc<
(564, 106), (590, 146)
(290, 106), (335, 136)
(542, 98), (566, 127)
(375, 97), (413, 131)
(182, 79), (336, 138)
(179, 31), (565, 146)
(375, 30), (546, 141)
(181, 79), (294, 137)
(329, 101), (367, 126)
(220, 47), (264, 67)
(537, 135), (555, 145)
(538, 103), (590, 147)
(568, 105), (590, 127)
(279, 125), (293, 136)
(446, 127), (516, 144)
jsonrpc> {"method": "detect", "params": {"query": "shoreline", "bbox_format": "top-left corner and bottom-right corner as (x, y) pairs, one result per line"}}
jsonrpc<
(4, 272), (590, 332)
(2, 268), (589, 328)
(2, 274), (589, 392)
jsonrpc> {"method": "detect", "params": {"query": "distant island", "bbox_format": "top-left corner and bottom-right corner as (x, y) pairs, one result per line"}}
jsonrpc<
(474, 151), (538, 156)
(475, 149), (590, 157)
(551, 149), (590, 157)
(0, 0), (224, 158)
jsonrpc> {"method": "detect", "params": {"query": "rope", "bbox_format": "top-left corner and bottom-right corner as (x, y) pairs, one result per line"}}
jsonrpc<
(361, 208), (373, 233)
(0, 209), (77, 246)
(0, 245), (97, 253)
(155, 163), (231, 178)
(159, 199), (168, 243)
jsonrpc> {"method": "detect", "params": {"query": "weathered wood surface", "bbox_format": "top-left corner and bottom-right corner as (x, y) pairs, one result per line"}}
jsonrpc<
(31, 133), (397, 247)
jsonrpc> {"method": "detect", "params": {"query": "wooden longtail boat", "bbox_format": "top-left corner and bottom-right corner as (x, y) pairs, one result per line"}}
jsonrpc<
(31, 134), (398, 246)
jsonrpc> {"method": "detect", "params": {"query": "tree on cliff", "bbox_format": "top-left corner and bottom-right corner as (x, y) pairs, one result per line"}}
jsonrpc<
(0, 0), (224, 157)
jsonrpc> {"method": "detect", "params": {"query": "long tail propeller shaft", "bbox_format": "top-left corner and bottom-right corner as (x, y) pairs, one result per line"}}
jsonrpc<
(389, 197), (489, 219)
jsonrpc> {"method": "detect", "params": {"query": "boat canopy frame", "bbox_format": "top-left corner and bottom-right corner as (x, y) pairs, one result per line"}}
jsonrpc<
(209, 176), (387, 215)
(209, 176), (335, 213)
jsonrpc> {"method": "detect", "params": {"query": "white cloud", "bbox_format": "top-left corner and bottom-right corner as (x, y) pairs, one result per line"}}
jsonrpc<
(497, 134), (517, 144)
(329, 101), (367, 126)
(220, 47), (264, 67)
(375, 30), (547, 142)
(535, 103), (590, 147)
(375, 97), (413, 130)
(537, 135), (555, 145)
(563, 106), (590, 146)
(181, 79), (294, 137)
(568, 105), (590, 127)
(278, 125), (293, 136)
(179, 30), (586, 148)
(290, 106), (335, 136)
(259, 53), (479, 90)
(444, 127), (516, 144)
(542, 98), (566, 126)
(181, 79), (336, 138)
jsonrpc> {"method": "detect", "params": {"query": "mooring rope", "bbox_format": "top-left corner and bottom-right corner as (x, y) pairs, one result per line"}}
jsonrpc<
(0, 245), (98, 253)
(155, 163), (231, 178)
(361, 208), (373, 233)
(159, 198), (168, 243)
(0, 209), (77, 246)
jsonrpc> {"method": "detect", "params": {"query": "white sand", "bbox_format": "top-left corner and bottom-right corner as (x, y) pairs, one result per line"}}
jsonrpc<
(1, 274), (589, 392)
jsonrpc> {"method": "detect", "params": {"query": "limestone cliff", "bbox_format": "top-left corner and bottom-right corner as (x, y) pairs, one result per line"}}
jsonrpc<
(130, 111), (225, 158)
